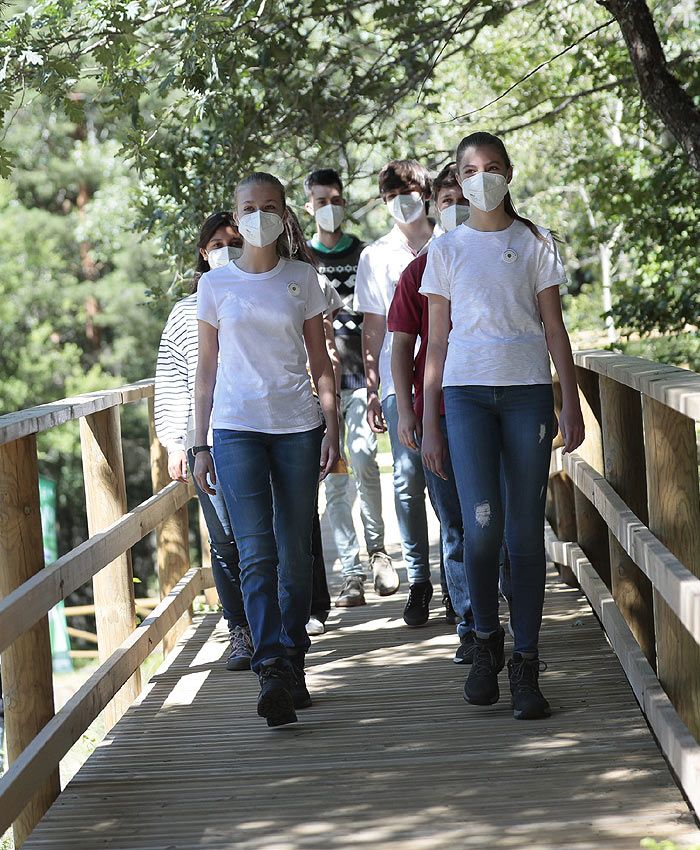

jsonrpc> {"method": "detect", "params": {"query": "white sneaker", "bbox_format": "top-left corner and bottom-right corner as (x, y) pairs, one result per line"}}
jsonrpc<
(370, 550), (400, 596)
(306, 616), (325, 636)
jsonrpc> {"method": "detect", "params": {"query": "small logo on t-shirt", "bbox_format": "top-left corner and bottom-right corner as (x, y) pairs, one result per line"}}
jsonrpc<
(288, 282), (301, 296)
(502, 249), (518, 264)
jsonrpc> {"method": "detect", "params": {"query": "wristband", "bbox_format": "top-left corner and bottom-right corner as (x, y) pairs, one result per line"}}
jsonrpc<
(192, 445), (211, 455)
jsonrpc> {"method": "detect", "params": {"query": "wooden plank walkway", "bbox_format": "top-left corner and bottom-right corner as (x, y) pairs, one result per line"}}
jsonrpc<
(22, 567), (700, 849)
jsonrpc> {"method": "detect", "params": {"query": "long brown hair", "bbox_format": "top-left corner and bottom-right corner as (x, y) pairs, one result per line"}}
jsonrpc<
(235, 172), (317, 267)
(456, 132), (546, 242)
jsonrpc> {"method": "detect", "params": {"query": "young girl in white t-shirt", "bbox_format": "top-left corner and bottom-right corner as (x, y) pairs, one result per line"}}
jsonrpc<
(193, 172), (339, 728)
(420, 132), (584, 720)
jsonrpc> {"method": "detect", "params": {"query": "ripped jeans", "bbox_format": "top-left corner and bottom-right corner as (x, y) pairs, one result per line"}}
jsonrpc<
(444, 384), (554, 655)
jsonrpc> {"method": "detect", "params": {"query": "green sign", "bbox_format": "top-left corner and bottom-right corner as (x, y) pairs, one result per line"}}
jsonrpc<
(39, 476), (72, 673)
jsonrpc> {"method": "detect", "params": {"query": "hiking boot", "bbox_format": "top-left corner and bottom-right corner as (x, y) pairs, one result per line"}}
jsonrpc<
(508, 653), (551, 720)
(403, 581), (433, 627)
(226, 625), (253, 671)
(257, 660), (297, 727)
(453, 630), (477, 664)
(289, 656), (312, 710)
(335, 576), (366, 608)
(370, 550), (400, 596)
(443, 594), (458, 626)
(305, 615), (325, 636)
(463, 627), (505, 706)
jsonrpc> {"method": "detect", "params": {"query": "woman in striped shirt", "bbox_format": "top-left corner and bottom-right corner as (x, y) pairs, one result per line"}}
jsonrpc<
(155, 211), (254, 671)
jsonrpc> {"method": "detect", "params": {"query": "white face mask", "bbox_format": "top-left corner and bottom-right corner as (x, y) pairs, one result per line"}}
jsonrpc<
(207, 245), (242, 269)
(237, 210), (285, 248)
(315, 203), (344, 232)
(460, 172), (509, 212)
(387, 191), (425, 224)
(439, 203), (470, 232)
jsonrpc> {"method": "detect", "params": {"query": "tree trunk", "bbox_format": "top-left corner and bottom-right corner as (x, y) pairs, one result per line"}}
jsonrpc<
(598, 0), (700, 171)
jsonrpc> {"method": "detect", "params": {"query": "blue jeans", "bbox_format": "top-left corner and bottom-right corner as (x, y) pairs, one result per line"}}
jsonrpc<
(444, 385), (554, 655)
(423, 417), (473, 633)
(188, 451), (247, 630)
(324, 388), (384, 576)
(382, 394), (430, 584)
(213, 426), (324, 673)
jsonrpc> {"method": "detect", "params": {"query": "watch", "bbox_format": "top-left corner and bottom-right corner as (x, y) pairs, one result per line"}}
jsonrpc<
(192, 445), (211, 455)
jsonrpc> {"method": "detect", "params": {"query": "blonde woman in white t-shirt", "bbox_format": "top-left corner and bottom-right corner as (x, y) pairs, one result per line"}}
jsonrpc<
(194, 172), (339, 728)
(421, 132), (584, 721)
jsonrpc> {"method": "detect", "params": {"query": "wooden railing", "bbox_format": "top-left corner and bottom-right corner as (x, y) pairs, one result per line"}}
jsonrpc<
(0, 381), (213, 847)
(546, 350), (700, 813)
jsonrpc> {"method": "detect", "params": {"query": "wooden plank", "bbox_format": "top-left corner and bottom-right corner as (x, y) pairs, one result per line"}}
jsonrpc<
(0, 568), (203, 838)
(643, 395), (700, 741)
(80, 408), (141, 730)
(574, 350), (700, 421)
(0, 481), (190, 655)
(574, 366), (611, 588)
(599, 375), (655, 666)
(0, 381), (154, 447)
(544, 523), (700, 819)
(563, 453), (700, 646)
(0, 435), (60, 846)
(148, 397), (191, 654)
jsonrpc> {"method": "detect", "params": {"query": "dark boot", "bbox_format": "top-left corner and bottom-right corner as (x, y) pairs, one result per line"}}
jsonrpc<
(508, 653), (551, 720)
(463, 627), (505, 705)
(257, 660), (297, 727)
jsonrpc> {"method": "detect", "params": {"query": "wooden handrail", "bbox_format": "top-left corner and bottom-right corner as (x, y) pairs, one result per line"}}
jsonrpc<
(547, 348), (700, 818)
(0, 379), (154, 447)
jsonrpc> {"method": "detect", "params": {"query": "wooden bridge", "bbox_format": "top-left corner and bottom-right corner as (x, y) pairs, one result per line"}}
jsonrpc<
(1, 350), (700, 849)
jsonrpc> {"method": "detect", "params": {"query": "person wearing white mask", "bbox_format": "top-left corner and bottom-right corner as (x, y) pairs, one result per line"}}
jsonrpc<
(354, 159), (438, 627)
(194, 173), (339, 728)
(304, 168), (390, 611)
(421, 132), (584, 720)
(154, 212), (254, 673)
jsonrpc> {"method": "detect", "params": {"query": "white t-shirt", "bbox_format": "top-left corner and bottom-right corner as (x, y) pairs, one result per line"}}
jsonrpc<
(419, 220), (566, 387)
(353, 225), (435, 399)
(197, 258), (328, 433)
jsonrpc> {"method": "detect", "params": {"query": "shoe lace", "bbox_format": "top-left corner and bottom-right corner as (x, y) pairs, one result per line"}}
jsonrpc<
(229, 626), (252, 655)
(471, 643), (498, 677)
(407, 583), (430, 606)
(510, 657), (547, 694)
(370, 551), (390, 569)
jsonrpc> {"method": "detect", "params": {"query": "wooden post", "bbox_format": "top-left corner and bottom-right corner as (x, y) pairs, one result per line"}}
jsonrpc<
(147, 397), (191, 654)
(199, 505), (219, 608)
(643, 395), (700, 739)
(79, 408), (141, 731)
(599, 376), (656, 667)
(574, 366), (612, 588)
(549, 471), (578, 586)
(0, 435), (60, 846)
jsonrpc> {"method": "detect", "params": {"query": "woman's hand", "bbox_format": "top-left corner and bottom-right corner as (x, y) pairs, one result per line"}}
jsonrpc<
(193, 450), (217, 495)
(319, 430), (340, 481)
(559, 405), (585, 454)
(168, 450), (188, 483)
(398, 408), (422, 452)
(421, 423), (448, 481)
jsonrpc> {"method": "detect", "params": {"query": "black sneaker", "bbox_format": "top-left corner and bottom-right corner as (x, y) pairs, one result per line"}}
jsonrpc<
(508, 653), (551, 720)
(403, 581), (433, 627)
(289, 656), (312, 710)
(463, 627), (505, 705)
(257, 660), (297, 727)
(453, 630), (476, 664)
(443, 594), (458, 626)
(226, 625), (253, 671)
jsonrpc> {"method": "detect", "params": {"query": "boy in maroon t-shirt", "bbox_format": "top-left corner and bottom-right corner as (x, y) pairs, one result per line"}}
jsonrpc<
(388, 164), (476, 662)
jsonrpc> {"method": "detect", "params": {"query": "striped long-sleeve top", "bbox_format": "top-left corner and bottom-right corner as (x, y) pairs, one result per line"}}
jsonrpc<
(154, 293), (199, 454)
(154, 277), (342, 455)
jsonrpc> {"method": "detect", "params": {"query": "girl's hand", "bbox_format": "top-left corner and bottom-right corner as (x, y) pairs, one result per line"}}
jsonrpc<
(398, 408), (422, 452)
(319, 431), (340, 481)
(559, 405), (585, 454)
(366, 393), (387, 434)
(168, 450), (188, 483)
(193, 450), (217, 495)
(422, 424), (448, 481)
